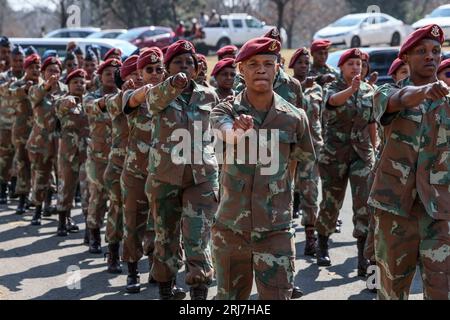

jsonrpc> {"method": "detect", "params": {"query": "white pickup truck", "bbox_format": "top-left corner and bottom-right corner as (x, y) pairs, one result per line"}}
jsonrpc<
(195, 13), (287, 53)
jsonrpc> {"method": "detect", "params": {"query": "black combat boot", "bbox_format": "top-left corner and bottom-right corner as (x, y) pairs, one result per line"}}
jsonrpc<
(158, 279), (186, 300)
(106, 243), (122, 274)
(293, 192), (300, 219)
(57, 211), (68, 237)
(83, 210), (89, 245)
(31, 205), (42, 226)
(316, 235), (331, 266)
(304, 227), (317, 256)
(88, 228), (102, 254)
(74, 184), (81, 206)
(291, 286), (304, 299)
(190, 284), (209, 300)
(66, 210), (79, 233)
(148, 254), (157, 284)
(15, 194), (27, 215)
(126, 262), (140, 294)
(357, 237), (370, 277)
(0, 183), (7, 205)
(8, 177), (18, 199)
(25, 197), (35, 210)
(43, 189), (56, 217)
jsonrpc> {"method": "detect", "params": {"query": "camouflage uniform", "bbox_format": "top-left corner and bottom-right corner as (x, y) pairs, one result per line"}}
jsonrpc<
(0, 71), (20, 185)
(210, 91), (316, 300)
(146, 78), (220, 287)
(297, 83), (323, 227)
(8, 78), (38, 196)
(55, 94), (90, 212)
(315, 77), (376, 239)
(120, 90), (153, 263)
(309, 64), (340, 80)
(369, 78), (450, 300)
(27, 81), (67, 204)
(104, 91), (128, 245)
(84, 87), (114, 230)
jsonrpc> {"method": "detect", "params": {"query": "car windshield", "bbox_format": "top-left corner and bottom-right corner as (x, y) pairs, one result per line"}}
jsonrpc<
(117, 29), (144, 41)
(331, 17), (362, 27)
(430, 8), (450, 17)
(113, 42), (138, 56)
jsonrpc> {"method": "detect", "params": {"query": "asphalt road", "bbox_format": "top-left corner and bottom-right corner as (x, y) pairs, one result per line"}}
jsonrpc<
(0, 185), (423, 300)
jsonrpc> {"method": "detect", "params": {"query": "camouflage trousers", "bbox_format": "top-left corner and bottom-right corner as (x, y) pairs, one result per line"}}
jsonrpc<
(86, 157), (109, 230)
(212, 224), (295, 300)
(104, 161), (124, 244)
(28, 151), (55, 204)
(57, 151), (89, 212)
(295, 160), (320, 227)
(13, 142), (31, 195)
(120, 171), (153, 263)
(374, 198), (450, 300)
(149, 169), (218, 286)
(364, 206), (376, 262)
(316, 150), (374, 238)
(0, 129), (14, 183)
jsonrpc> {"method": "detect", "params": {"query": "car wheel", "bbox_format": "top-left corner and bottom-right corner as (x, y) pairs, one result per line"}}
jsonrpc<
(390, 32), (401, 46)
(217, 38), (231, 49)
(351, 36), (361, 48)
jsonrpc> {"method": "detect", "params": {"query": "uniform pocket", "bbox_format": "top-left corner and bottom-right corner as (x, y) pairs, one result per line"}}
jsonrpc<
(430, 151), (450, 185)
(380, 159), (412, 185)
(222, 171), (245, 192)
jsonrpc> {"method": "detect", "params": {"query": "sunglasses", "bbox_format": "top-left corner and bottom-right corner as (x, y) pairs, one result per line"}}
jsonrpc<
(145, 66), (164, 74)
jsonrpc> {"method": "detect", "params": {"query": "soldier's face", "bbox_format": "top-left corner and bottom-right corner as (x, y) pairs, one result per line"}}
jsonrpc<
(216, 67), (236, 90)
(140, 62), (164, 86)
(69, 77), (86, 97)
(44, 64), (61, 82)
(125, 70), (144, 89)
(65, 59), (78, 74)
(438, 67), (450, 86)
(393, 64), (410, 83)
(168, 53), (196, 81)
(361, 60), (369, 78)
(340, 58), (362, 80)
(11, 54), (24, 73)
(239, 54), (279, 93)
(312, 49), (328, 66)
(100, 66), (117, 88)
(76, 55), (84, 68)
(196, 61), (208, 82)
(84, 60), (98, 76)
(26, 63), (41, 82)
(0, 46), (11, 69)
(293, 55), (310, 79)
(404, 39), (441, 79)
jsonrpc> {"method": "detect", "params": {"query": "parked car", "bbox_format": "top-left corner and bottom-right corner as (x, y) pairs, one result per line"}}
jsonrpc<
(45, 27), (101, 38)
(86, 29), (128, 39)
(327, 47), (400, 84)
(412, 4), (450, 41)
(9, 38), (138, 60)
(199, 13), (287, 51)
(117, 26), (175, 49)
(314, 13), (411, 48)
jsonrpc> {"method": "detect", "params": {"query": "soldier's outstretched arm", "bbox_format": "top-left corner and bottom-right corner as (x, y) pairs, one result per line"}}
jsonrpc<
(145, 72), (188, 114)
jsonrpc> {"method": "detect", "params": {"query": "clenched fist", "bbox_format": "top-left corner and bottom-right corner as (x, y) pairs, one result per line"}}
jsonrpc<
(171, 72), (189, 89)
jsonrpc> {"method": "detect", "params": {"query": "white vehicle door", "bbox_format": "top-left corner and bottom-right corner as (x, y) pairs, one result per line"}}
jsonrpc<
(245, 17), (265, 39)
(377, 16), (394, 44)
(359, 16), (377, 46)
(230, 18), (246, 45)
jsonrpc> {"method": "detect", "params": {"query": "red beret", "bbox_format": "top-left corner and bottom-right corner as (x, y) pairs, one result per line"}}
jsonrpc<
(338, 48), (363, 67)
(264, 28), (282, 43)
(217, 45), (238, 59)
(164, 40), (196, 65)
(288, 47), (310, 68)
(137, 47), (163, 69)
(235, 37), (281, 63)
(24, 54), (41, 69)
(65, 69), (87, 84)
(438, 58), (450, 74)
(310, 40), (332, 54)
(161, 46), (169, 55)
(197, 54), (207, 65)
(399, 24), (444, 58)
(103, 48), (122, 61)
(361, 52), (369, 61)
(41, 56), (62, 72)
(211, 58), (236, 77)
(388, 58), (406, 76)
(120, 55), (138, 80)
(98, 58), (122, 74)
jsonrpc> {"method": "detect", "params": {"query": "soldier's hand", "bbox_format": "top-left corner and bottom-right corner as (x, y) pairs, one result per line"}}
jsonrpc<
(24, 81), (34, 93)
(321, 74), (335, 84)
(424, 81), (450, 101)
(122, 79), (136, 91)
(44, 75), (59, 91)
(368, 72), (378, 86)
(67, 41), (77, 52)
(61, 97), (77, 109)
(351, 75), (361, 93)
(302, 77), (315, 89)
(233, 114), (253, 132)
(172, 72), (189, 89)
(98, 97), (106, 110)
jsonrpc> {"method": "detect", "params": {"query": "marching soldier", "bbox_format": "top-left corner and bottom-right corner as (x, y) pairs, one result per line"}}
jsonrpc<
(216, 45), (238, 61)
(369, 24), (450, 300)
(83, 49), (99, 93)
(0, 36), (11, 72)
(309, 40), (340, 87)
(103, 48), (122, 62)
(388, 58), (410, 84)
(210, 58), (236, 100)
(60, 52), (78, 83)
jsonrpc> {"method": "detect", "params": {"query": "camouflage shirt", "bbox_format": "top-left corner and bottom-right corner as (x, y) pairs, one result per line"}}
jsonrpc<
(303, 82), (324, 153)
(105, 91), (129, 168)
(273, 68), (304, 109)
(84, 87), (115, 163)
(27, 81), (67, 155)
(309, 64), (340, 80)
(210, 91), (316, 232)
(122, 90), (152, 179)
(320, 77), (376, 165)
(369, 78), (450, 220)
(0, 70), (23, 130)
(145, 77), (220, 186)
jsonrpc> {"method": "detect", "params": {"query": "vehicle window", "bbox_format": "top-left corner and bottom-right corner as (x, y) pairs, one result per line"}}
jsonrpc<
(118, 29), (145, 41)
(246, 18), (262, 28)
(142, 30), (156, 38)
(430, 8), (450, 17)
(220, 20), (229, 28)
(232, 19), (243, 28)
(370, 51), (399, 76)
(331, 16), (363, 27)
(20, 44), (67, 59)
(379, 16), (388, 23)
(57, 32), (70, 38)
